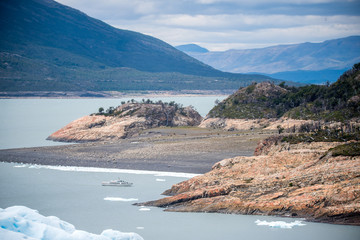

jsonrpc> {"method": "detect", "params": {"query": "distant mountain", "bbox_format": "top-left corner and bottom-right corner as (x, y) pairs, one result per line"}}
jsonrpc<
(181, 36), (360, 84)
(176, 44), (209, 53)
(208, 63), (360, 122)
(0, 0), (275, 92)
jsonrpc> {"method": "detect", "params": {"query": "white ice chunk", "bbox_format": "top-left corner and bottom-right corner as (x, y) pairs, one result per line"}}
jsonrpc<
(14, 164), (27, 168)
(155, 178), (166, 182)
(138, 207), (151, 211)
(255, 219), (306, 229)
(0, 206), (144, 240)
(104, 197), (139, 202)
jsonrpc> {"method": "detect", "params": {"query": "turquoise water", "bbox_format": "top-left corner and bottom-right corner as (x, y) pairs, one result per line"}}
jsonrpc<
(0, 96), (224, 149)
(0, 98), (359, 239)
(1, 162), (359, 240)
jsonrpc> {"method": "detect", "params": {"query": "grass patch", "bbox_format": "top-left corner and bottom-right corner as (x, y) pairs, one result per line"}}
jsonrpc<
(329, 142), (360, 157)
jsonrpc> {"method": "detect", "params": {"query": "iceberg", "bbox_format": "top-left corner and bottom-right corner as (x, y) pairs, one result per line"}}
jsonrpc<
(0, 206), (144, 240)
(104, 197), (139, 202)
(155, 178), (166, 182)
(255, 219), (306, 229)
(138, 207), (151, 211)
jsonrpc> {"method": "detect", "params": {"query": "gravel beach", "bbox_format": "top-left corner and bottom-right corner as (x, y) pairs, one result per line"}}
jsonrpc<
(0, 127), (275, 174)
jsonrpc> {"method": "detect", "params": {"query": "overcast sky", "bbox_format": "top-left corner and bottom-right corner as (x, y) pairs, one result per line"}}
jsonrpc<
(56, 0), (360, 51)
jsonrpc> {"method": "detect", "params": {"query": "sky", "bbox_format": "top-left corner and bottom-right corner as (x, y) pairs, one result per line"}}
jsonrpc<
(56, 0), (360, 51)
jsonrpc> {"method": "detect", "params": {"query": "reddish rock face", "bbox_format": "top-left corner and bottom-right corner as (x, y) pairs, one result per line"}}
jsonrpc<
(47, 103), (203, 142)
(141, 140), (360, 225)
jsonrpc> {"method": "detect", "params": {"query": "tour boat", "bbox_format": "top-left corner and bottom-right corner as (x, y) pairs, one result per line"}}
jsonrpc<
(102, 179), (133, 187)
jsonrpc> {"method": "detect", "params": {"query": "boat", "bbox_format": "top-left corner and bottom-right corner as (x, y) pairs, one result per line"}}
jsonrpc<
(102, 178), (133, 187)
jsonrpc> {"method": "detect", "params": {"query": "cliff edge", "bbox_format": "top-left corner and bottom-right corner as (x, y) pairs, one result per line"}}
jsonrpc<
(47, 101), (203, 142)
(140, 137), (360, 225)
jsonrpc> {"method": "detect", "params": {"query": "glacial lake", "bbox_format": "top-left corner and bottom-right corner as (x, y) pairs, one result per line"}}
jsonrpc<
(0, 97), (360, 240)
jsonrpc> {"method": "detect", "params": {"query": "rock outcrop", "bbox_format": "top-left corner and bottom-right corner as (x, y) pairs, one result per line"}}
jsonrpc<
(48, 102), (203, 142)
(199, 117), (315, 131)
(140, 139), (360, 225)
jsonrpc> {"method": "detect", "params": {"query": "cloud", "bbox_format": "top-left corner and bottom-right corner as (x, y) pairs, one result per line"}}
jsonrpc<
(55, 0), (360, 50)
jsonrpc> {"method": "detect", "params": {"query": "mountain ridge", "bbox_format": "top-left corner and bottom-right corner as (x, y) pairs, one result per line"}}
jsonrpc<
(175, 44), (209, 53)
(0, 0), (277, 91)
(181, 36), (360, 84)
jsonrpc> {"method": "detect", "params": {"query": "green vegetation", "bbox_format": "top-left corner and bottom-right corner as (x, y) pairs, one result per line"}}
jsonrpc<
(93, 99), (187, 117)
(329, 142), (360, 157)
(0, 0), (278, 91)
(281, 122), (360, 144)
(208, 63), (360, 122)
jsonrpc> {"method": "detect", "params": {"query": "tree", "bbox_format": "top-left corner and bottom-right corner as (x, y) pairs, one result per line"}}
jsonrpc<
(106, 107), (115, 114)
(98, 107), (104, 114)
(277, 125), (284, 134)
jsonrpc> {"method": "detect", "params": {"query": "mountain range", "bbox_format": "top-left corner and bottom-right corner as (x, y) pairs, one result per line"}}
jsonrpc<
(0, 0), (275, 92)
(177, 36), (360, 84)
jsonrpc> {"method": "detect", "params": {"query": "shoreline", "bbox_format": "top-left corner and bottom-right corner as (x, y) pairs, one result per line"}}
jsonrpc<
(0, 128), (274, 174)
(1, 128), (358, 226)
(6, 162), (200, 178)
(0, 90), (232, 99)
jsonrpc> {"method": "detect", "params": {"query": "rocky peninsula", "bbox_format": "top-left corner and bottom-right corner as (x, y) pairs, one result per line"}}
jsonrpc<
(139, 137), (360, 225)
(3, 64), (359, 226)
(47, 101), (202, 142)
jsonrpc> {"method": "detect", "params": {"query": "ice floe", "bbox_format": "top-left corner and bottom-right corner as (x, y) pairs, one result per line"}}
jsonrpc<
(155, 178), (166, 182)
(18, 163), (198, 178)
(14, 164), (26, 168)
(255, 219), (306, 229)
(138, 207), (151, 211)
(104, 197), (139, 202)
(0, 206), (143, 240)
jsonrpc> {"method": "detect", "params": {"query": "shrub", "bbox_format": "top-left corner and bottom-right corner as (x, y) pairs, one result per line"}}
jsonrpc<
(329, 142), (360, 157)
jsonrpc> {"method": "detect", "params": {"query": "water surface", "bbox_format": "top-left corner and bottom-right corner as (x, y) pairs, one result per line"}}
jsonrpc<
(1, 162), (359, 240)
(0, 96), (225, 149)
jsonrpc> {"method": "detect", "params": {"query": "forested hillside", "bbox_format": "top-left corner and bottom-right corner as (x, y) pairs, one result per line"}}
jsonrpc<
(208, 63), (360, 122)
(0, 0), (276, 91)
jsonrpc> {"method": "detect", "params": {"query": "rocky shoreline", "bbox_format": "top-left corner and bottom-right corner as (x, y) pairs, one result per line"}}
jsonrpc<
(0, 127), (271, 174)
(138, 137), (360, 226)
(47, 102), (203, 142)
(1, 126), (359, 225)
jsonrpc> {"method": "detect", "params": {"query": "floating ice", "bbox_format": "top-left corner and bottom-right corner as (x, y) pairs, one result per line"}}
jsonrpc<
(138, 207), (151, 211)
(155, 178), (166, 182)
(136, 227), (144, 230)
(104, 197), (139, 202)
(14, 164), (27, 168)
(20, 164), (198, 178)
(255, 219), (306, 229)
(0, 206), (144, 240)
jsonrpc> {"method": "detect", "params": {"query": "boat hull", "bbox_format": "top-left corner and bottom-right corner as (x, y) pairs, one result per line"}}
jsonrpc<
(101, 183), (132, 187)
